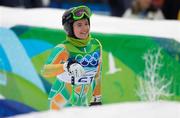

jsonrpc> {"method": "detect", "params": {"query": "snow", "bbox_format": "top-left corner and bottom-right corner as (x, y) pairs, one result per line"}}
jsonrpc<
(1, 6), (180, 40)
(13, 101), (180, 118)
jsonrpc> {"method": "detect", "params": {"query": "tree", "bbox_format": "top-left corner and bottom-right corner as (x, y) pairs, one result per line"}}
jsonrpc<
(136, 48), (173, 101)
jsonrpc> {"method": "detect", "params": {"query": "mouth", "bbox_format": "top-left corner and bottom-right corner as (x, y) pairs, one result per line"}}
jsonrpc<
(80, 32), (88, 35)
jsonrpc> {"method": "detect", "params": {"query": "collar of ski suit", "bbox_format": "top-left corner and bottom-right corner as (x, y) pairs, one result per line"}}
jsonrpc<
(66, 35), (92, 47)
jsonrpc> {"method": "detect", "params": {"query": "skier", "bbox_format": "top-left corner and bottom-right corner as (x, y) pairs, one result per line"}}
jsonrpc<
(42, 5), (102, 110)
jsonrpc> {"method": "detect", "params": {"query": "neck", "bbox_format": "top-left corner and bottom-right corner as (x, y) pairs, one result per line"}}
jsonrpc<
(66, 35), (92, 47)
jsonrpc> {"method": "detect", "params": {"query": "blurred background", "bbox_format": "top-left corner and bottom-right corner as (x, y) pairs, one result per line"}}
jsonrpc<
(0, 0), (180, 20)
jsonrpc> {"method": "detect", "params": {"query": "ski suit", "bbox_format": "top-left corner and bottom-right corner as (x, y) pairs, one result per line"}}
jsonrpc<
(42, 36), (102, 110)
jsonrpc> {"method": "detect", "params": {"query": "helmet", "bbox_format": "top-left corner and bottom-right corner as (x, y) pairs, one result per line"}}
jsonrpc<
(62, 5), (92, 37)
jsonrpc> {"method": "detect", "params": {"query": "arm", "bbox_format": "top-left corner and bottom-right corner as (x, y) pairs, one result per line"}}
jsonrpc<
(90, 41), (102, 106)
(41, 44), (69, 78)
(90, 61), (102, 106)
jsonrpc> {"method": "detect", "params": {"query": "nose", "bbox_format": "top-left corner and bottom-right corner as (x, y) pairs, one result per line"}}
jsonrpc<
(83, 25), (89, 32)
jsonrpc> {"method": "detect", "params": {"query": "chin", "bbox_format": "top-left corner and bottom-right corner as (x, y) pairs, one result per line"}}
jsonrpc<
(79, 38), (86, 40)
(80, 36), (88, 39)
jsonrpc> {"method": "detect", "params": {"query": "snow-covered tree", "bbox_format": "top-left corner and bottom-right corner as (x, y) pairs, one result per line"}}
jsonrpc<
(136, 48), (173, 101)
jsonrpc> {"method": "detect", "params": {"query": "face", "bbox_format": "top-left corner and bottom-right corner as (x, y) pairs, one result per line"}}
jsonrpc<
(73, 19), (90, 39)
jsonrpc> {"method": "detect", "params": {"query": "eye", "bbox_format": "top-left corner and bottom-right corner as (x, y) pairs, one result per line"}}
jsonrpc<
(77, 23), (82, 27)
(85, 22), (89, 26)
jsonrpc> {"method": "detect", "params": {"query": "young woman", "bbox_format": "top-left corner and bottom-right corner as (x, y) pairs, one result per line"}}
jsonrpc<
(42, 5), (102, 110)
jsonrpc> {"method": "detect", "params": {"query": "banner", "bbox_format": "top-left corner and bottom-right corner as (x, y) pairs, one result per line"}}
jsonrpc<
(1, 25), (180, 117)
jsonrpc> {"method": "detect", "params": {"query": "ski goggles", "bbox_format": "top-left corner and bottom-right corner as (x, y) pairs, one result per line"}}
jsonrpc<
(71, 6), (92, 20)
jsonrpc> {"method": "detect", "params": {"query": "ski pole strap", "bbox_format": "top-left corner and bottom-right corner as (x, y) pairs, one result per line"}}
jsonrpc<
(71, 76), (75, 106)
(71, 76), (75, 85)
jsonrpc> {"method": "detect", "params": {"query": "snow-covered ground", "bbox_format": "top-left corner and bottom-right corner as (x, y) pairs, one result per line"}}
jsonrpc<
(13, 101), (180, 118)
(0, 6), (180, 40)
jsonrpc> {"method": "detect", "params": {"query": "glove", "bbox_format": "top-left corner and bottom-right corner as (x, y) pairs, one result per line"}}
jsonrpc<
(69, 63), (85, 79)
(89, 95), (102, 106)
(63, 60), (85, 80)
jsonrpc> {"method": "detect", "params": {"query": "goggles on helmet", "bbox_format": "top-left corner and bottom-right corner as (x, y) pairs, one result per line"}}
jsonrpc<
(71, 6), (92, 20)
